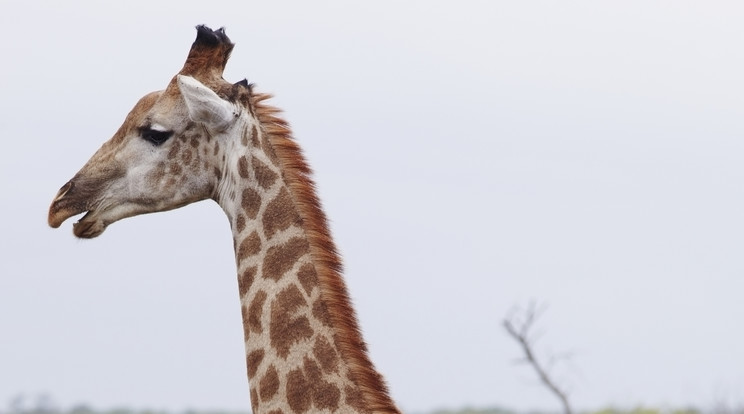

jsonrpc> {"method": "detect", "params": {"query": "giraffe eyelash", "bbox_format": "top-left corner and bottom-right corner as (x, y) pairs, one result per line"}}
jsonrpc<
(139, 126), (174, 146)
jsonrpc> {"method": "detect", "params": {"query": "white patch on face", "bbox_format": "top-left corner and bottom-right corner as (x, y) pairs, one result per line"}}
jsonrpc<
(150, 123), (169, 132)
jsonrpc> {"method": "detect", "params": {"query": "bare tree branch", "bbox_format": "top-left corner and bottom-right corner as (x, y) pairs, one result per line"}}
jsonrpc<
(503, 303), (573, 414)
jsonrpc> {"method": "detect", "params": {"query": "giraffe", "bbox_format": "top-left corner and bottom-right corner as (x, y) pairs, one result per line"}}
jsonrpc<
(48, 26), (400, 414)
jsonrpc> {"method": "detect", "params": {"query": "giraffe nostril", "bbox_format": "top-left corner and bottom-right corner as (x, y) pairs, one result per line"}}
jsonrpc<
(54, 180), (74, 201)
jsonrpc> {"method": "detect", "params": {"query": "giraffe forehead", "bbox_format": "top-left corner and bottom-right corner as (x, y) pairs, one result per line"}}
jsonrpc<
(131, 90), (165, 118)
(108, 91), (169, 142)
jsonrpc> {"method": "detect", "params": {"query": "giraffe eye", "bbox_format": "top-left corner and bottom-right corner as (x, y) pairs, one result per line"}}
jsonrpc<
(140, 127), (173, 146)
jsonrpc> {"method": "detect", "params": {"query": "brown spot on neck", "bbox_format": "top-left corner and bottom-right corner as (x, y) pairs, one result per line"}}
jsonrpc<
(238, 230), (261, 257)
(237, 156), (250, 178)
(248, 290), (268, 335)
(251, 124), (260, 147)
(253, 158), (278, 189)
(236, 214), (246, 233)
(285, 356), (341, 413)
(297, 263), (318, 296)
(238, 266), (257, 297)
(262, 237), (309, 281)
(262, 187), (301, 239)
(241, 188), (261, 219)
(260, 130), (280, 165)
(258, 365), (280, 402)
(246, 349), (264, 377)
(270, 285), (313, 358)
(312, 298), (333, 327)
(313, 336), (340, 374)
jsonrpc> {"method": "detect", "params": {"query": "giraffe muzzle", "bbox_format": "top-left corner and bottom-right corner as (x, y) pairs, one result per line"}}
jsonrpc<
(48, 180), (87, 229)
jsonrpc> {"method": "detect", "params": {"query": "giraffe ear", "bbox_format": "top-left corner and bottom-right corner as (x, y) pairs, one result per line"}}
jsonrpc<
(177, 75), (238, 132)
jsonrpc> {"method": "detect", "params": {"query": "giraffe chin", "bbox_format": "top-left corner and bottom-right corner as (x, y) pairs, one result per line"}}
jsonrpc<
(72, 212), (108, 239)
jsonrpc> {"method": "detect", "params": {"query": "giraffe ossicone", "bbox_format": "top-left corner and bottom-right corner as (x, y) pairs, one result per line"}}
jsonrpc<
(48, 25), (400, 414)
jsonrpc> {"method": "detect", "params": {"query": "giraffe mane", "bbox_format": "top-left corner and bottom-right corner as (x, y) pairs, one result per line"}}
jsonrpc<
(250, 92), (399, 414)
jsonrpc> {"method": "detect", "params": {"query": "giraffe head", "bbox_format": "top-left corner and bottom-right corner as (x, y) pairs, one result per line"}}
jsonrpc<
(48, 26), (252, 238)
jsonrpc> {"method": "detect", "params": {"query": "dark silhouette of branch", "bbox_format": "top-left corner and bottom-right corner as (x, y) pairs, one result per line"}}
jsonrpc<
(503, 303), (573, 414)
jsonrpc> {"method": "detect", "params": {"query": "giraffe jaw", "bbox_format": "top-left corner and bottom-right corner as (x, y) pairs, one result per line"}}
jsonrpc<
(50, 199), (153, 239)
(49, 187), (187, 239)
(72, 211), (108, 238)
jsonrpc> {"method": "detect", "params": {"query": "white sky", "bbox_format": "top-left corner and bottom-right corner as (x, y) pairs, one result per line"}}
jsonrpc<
(1, 1), (743, 413)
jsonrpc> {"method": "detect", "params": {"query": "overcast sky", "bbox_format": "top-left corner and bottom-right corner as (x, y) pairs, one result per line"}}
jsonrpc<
(1, 1), (743, 413)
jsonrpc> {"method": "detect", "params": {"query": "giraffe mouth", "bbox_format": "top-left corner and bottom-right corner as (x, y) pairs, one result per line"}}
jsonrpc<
(48, 206), (107, 239)
(48, 181), (109, 238)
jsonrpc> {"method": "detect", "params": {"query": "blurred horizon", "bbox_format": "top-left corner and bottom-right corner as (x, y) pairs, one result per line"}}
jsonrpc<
(3, 393), (738, 414)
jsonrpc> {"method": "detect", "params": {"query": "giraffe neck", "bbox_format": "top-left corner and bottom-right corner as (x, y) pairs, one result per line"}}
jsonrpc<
(214, 105), (399, 414)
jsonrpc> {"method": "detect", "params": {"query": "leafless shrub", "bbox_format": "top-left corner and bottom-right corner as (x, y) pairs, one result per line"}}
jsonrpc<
(503, 302), (573, 414)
